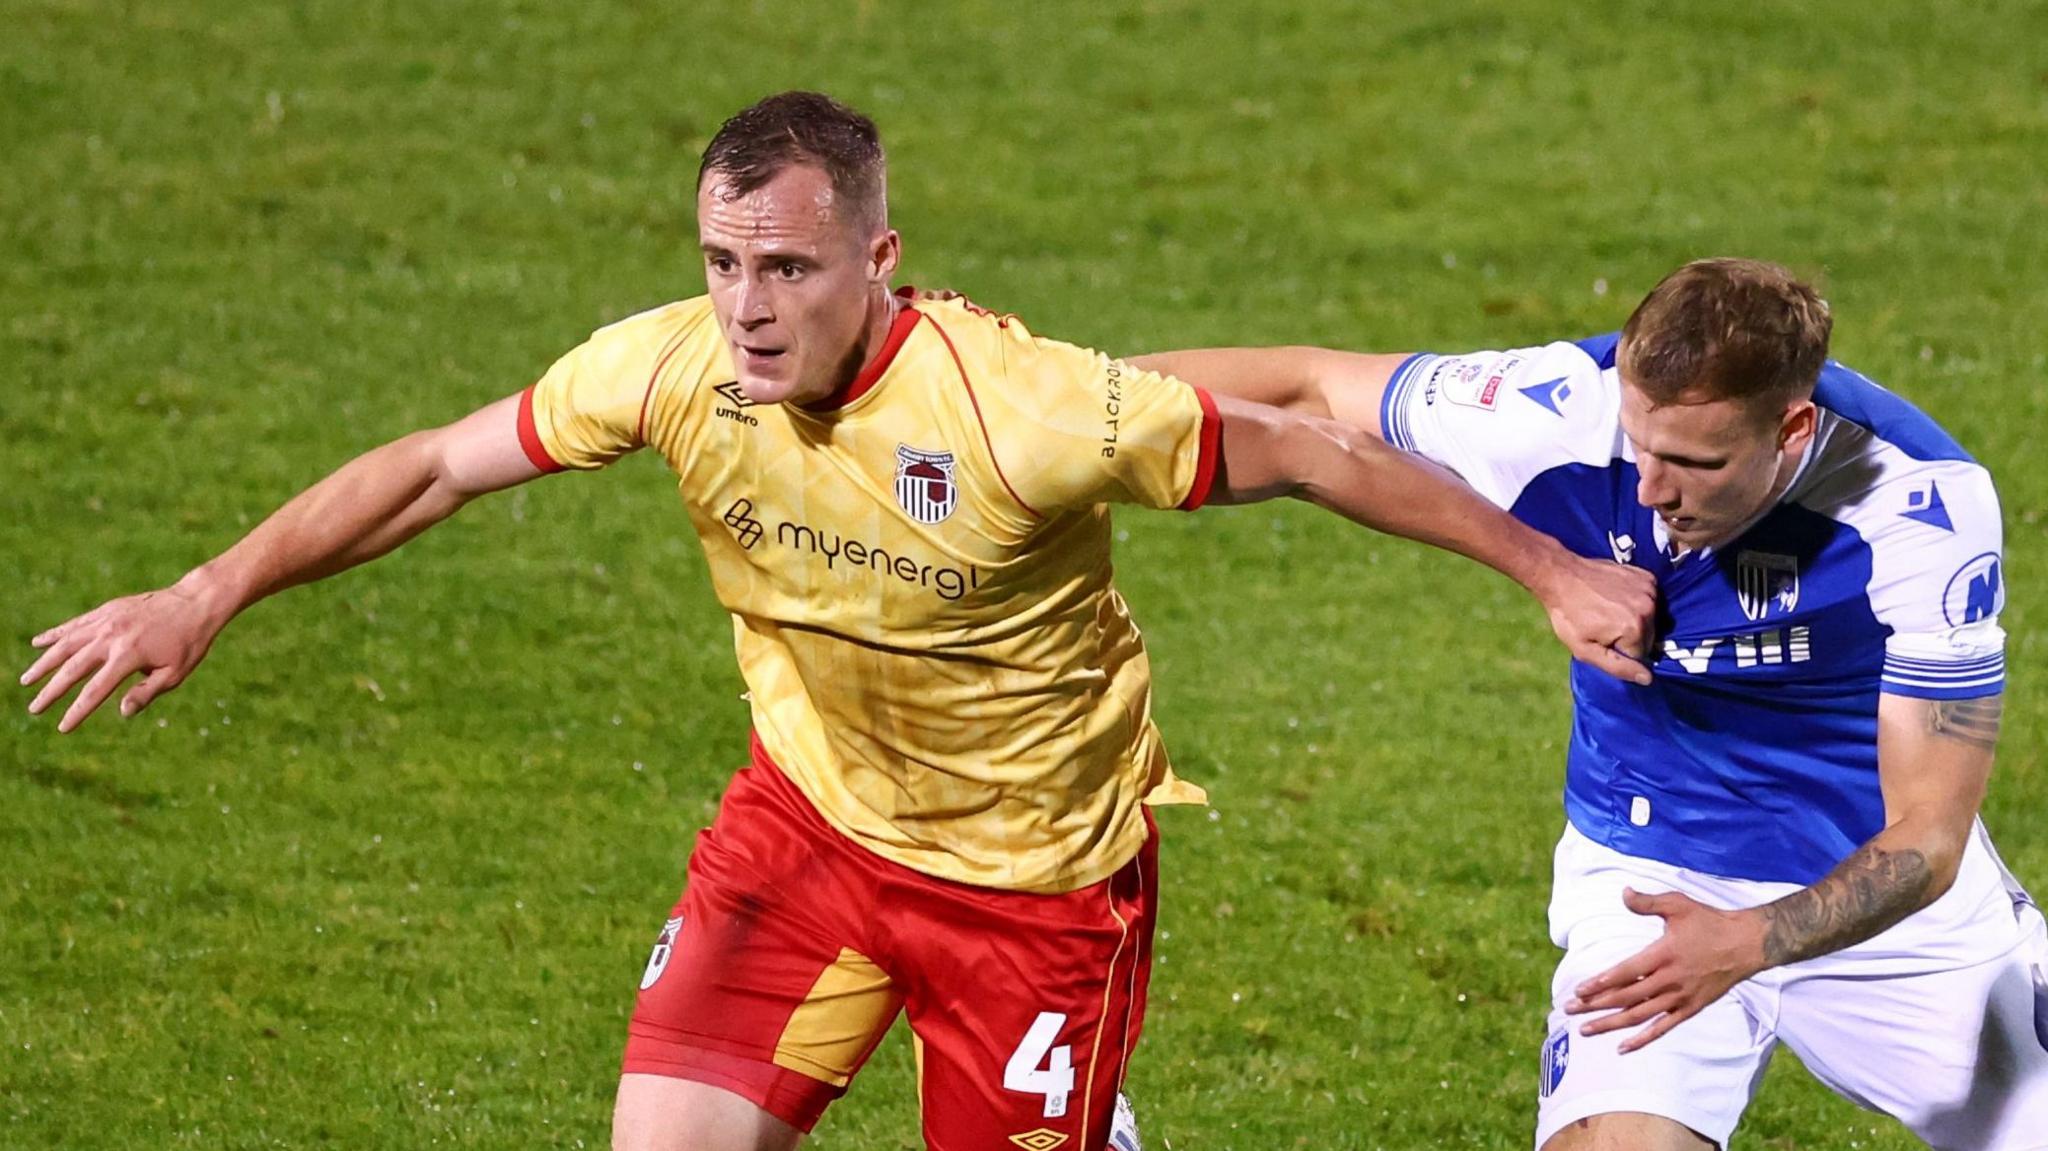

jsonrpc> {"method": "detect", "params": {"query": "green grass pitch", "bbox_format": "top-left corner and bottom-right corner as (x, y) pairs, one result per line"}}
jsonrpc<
(5, 1), (2046, 1147)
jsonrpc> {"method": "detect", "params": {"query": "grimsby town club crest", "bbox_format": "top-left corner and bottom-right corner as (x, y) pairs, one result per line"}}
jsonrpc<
(895, 444), (958, 524)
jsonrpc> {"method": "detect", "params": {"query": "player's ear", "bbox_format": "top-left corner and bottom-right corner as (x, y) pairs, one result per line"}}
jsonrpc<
(1779, 398), (1818, 454)
(868, 229), (901, 285)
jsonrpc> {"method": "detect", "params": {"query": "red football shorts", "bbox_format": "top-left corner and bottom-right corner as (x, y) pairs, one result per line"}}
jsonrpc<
(622, 736), (1158, 1149)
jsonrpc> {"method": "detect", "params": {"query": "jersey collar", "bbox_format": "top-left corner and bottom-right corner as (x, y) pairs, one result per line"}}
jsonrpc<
(798, 290), (923, 413)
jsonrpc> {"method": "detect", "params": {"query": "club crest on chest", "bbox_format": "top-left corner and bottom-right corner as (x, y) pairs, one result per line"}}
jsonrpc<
(895, 445), (958, 524)
(1736, 550), (1800, 622)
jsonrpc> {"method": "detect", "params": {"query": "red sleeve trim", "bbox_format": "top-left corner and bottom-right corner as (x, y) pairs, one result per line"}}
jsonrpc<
(1178, 386), (1222, 511)
(516, 386), (566, 473)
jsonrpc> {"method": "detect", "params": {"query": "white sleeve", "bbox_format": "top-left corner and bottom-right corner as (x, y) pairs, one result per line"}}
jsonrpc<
(1865, 465), (2007, 699)
(1379, 341), (1618, 509)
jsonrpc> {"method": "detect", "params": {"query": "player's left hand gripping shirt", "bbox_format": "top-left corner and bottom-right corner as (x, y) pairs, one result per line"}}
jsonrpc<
(518, 294), (1219, 893)
(1381, 337), (2007, 886)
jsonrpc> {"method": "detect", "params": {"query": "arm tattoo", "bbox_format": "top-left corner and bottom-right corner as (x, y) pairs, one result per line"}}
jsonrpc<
(1758, 843), (1933, 967)
(1928, 694), (2004, 749)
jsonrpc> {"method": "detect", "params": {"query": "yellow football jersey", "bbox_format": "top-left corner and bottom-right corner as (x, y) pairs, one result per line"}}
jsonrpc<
(518, 292), (1216, 893)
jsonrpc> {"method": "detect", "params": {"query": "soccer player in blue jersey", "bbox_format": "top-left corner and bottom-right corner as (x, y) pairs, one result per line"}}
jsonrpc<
(1142, 258), (2048, 1150)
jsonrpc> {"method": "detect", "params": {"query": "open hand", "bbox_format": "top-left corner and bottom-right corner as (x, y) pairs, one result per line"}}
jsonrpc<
(1565, 888), (1767, 1052)
(20, 578), (232, 733)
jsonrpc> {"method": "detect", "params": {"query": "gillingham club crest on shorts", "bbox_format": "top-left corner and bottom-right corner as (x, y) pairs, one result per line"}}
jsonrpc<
(1540, 1027), (1570, 1099)
(895, 444), (958, 524)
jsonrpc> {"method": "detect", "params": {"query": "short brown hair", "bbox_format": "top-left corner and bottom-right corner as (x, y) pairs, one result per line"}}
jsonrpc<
(1618, 258), (1832, 408)
(697, 91), (887, 233)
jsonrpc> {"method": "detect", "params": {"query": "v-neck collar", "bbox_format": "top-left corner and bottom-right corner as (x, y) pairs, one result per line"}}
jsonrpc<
(795, 294), (923, 415)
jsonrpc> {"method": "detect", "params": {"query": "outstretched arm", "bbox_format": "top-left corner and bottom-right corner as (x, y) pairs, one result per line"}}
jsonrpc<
(1568, 690), (2000, 1050)
(1130, 347), (1407, 432)
(21, 392), (544, 732)
(1207, 393), (1657, 684)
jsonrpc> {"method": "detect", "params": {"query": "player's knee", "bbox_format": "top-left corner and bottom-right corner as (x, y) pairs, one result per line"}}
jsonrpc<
(1540, 1112), (1718, 1151)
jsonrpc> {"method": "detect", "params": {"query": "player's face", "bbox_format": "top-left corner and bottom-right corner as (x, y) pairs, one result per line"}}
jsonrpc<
(1619, 383), (1817, 550)
(698, 164), (899, 406)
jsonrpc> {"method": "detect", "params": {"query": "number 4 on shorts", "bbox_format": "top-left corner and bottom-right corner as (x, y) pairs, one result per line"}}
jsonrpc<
(1004, 1011), (1074, 1118)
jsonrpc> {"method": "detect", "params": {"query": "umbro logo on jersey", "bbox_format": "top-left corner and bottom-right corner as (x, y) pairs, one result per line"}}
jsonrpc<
(712, 381), (760, 427)
(1518, 376), (1572, 416)
(1902, 482), (1954, 532)
(895, 445), (958, 524)
(1736, 551), (1800, 621)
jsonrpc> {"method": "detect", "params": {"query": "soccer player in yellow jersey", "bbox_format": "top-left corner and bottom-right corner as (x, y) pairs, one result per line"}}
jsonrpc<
(21, 92), (1655, 1150)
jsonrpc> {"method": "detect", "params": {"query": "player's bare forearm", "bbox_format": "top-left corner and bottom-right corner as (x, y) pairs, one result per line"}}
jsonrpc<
(20, 439), (462, 732)
(177, 392), (541, 618)
(191, 433), (475, 616)
(1131, 346), (1408, 432)
(1208, 394), (1656, 683)
(1754, 832), (1935, 967)
(1571, 835), (1948, 1048)
(1756, 692), (2001, 966)
(1129, 348), (1334, 417)
(22, 392), (541, 731)
(1215, 397), (1574, 595)
(1574, 835), (1944, 1051)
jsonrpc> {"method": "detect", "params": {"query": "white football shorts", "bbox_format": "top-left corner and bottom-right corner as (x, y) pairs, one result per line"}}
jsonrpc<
(1536, 821), (2048, 1150)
